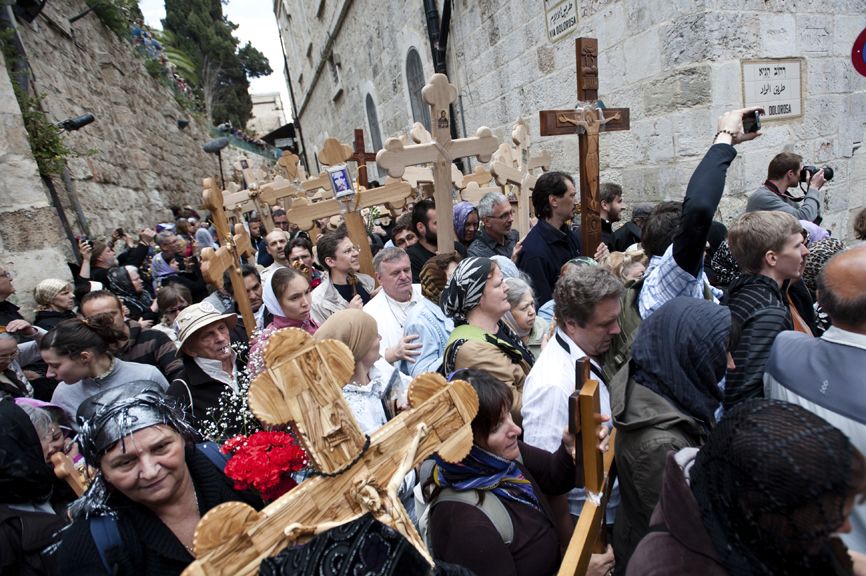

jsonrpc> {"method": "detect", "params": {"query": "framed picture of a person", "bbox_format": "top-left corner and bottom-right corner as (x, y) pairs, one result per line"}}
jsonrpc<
(327, 165), (355, 199)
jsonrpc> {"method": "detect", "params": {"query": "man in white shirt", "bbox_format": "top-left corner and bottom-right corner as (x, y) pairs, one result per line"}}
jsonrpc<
(363, 247), (421, 369)
(522, 266), (624, 521)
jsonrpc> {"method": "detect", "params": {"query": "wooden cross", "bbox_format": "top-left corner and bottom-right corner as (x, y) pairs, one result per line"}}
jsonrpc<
(222, 184), (276, 232)
(276, 150), (307, 182)
(201, 178), (257, 337)
(539, 38), (630, 256)
(351, 129), (378, 189)
(491, 118), (552, 236)
(378, 74), (499, 252)
(560, 359), (617, 576)
(181, 328), (480, 576)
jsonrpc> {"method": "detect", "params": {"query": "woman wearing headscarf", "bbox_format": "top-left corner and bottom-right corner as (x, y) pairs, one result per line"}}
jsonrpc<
(57, 381), (262, 576)
(628, 399), (866, 576)
(611, 296), (734, 570)
(247, 267), (318, 380)
(106, 266), (158, 324)
(453, 201), (479, 256)
(314, 309), (408, 434)
(0, 400), (68, 575)
(441, 257), (531, 423)
(502, 276), (549, 359)
(801, 237), (846, 335)
(33, 278), (76, 330)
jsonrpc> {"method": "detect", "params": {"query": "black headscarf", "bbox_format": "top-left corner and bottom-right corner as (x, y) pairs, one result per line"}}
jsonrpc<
(106, 266), (153, 320)
(0, 400), (55, 504)
(691, 399), (859, 576)
(630, 297), (730, 427)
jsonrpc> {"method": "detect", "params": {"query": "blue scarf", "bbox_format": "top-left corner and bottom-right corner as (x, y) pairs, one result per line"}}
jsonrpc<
(432, 444), (540, 511)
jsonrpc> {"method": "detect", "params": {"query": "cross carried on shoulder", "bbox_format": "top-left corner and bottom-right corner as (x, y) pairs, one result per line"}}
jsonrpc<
(539, 38), (630, 256)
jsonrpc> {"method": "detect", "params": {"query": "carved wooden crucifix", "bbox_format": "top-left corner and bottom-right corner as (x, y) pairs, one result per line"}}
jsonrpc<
(351, 128), (378, 189)
(378, 74), (499, 253)
(201, 178), (257, 337)
(539, 38), (630, 256)
(181, 328), (480, 576)
(491, 118), (552, 237)
(560, 358), (617, 576)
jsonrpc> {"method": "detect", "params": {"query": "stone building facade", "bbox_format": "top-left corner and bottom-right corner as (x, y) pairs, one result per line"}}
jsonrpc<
(276, 0), (866, 239)
(0, 1), (273, 316)
(248, 92), (287, 136)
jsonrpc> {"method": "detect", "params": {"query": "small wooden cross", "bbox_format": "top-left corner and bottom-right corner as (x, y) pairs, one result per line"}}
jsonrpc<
(491, 118), (552, 236)
(181, 328), (480, 576)
(539, 38), (630, 256)
(560, 358), (617, 576)
(222, 184), (276, 232)
(351, 129), (378, 189)
(202, 178), (257, 337)
(377, 74), (499, 252)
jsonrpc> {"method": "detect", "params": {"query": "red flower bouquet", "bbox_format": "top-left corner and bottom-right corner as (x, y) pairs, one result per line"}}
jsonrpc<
(221, 431), (308, 502)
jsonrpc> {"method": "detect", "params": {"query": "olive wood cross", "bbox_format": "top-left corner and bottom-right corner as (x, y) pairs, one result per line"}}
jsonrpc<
(181, 328), (479, 576)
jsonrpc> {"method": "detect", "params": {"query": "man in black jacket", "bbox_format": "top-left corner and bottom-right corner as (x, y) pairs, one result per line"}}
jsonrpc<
(723, 210), (809, 409)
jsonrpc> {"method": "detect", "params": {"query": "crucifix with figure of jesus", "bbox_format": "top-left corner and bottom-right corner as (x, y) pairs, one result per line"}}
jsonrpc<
(539, 38), (630, 256)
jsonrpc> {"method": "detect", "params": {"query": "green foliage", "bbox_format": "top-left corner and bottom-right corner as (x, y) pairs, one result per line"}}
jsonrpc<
(144, 57), (163, 78)
(15, 86), (74, 177)
(153, 29), (200, 84)
(164, 0), (271, 128)
(85, 0), (142, 39)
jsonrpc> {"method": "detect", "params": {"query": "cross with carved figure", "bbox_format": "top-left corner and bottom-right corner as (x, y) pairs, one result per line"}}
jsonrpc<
(351, 129), (378, 189)
(539, 38), (630, 256)
(378, 74), (499, 252)
(181, 328), (480, 576)
(201, 178), (257, 337)
(491, 118), (552, 236)
(559, 358), (617, 575)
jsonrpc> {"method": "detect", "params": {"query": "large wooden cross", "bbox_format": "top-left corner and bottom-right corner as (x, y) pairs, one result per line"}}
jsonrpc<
(181, 328), (480, 575)
(378, 74), (499, 253)
(559, 359), (617, 576)
(201, 178), (257, 337)
(491, 118), (552, 236)
(222, 183), (276, 232)
(539, 38), (630, 256)
(276, 150), (307, 183)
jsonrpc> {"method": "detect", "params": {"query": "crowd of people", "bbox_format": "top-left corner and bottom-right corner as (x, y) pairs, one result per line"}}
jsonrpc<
(1, 107), (866, 575)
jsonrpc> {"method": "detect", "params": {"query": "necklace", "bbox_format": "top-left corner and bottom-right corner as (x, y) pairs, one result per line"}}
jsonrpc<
(383, 293), (413, 329)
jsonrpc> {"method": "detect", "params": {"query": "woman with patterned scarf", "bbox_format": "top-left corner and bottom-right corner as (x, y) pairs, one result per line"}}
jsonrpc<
(106, 266), (157, 324)
(424, 369), (612, 576)
(441, 257), (532, 424)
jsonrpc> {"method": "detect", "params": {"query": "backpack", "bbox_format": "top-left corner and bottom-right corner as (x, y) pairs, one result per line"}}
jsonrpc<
(89, 442), (229, 575)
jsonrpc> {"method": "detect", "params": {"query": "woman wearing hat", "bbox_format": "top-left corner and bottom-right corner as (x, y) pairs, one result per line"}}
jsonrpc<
(166, 302), (245, 429)
(33, 278), (76, 330)
(43, 316), (168, 421)
(441, 257), (531, 424)
(57, 382), (262, 575)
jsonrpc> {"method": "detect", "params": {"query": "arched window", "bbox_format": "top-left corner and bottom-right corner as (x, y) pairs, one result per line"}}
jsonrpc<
(365, 94), (383, 152)
(406, 48), (430, 130)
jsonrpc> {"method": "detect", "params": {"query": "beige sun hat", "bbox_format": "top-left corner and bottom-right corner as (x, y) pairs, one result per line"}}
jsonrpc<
(175, 301), (236, 355)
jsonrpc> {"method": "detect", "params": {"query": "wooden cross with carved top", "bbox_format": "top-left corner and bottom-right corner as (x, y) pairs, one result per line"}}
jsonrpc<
(491, 118), (552, 237)
(180, 328), (480, 576)
(201, 178), (257, 337)
(539, 38), (630, 256)
(378, 74), (499, 253)
(559, 358), (617, 576)
(351, 129), (378, 189)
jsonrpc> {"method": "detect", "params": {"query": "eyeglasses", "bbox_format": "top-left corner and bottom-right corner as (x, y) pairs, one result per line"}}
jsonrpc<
(342, 244), (361, 255)
(0, 349), (19, 362)
(489, 210), (513, 221)
(0, 271), (10, 279)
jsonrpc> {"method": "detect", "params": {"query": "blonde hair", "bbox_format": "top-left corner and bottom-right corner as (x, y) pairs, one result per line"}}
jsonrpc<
(728, 211), (802, 275)
(604, 250), (648, 283)
(33, 278), (72, 311)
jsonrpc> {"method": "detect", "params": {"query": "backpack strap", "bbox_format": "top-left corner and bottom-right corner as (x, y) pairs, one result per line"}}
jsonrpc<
(431, 489), (513, 545)
(196, 441), (229, 472)
(89, 515), (122, 575)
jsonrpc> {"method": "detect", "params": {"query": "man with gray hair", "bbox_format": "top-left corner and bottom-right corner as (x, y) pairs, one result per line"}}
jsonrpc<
(522, 266), (624, 521)
(467, 192), (520, 259)
(362, 247), (422, 369)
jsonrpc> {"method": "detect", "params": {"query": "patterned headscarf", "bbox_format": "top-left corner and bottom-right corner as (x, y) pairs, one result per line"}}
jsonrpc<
(453, 201), (477, 243)
(107, 266), (153, 319)
(33, 278), (71, 311)
(441, 257), (493, 324)
(802, 238), (846, 294)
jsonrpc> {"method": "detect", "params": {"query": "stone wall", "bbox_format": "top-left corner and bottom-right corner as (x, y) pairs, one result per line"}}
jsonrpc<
(0, 1), (274, 316)
(280, 0), (866, 240)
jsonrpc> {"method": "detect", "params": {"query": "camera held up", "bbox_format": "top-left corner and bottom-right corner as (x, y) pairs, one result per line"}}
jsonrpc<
(800, 165), (834, 183)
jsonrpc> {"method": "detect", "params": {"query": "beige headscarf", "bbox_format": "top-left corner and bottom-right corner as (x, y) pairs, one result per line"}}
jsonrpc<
(33, 279), (71, 311)
(314, 309), (378, 363)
